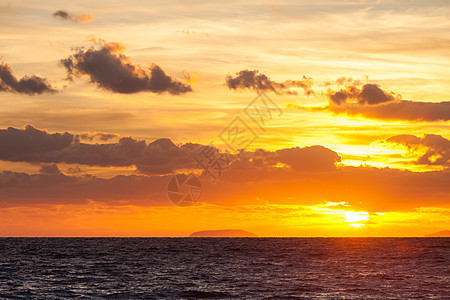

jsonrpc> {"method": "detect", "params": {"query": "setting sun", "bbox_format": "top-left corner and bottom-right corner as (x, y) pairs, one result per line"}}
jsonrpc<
(345, 211), (369, 227)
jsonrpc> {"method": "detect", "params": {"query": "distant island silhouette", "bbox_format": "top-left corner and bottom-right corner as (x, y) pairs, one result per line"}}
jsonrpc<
(189, 230), (258, 237)
(425, 230), (450, 237)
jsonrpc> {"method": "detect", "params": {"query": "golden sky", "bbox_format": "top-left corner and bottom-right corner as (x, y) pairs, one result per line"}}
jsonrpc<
(0, 0), (449, 236)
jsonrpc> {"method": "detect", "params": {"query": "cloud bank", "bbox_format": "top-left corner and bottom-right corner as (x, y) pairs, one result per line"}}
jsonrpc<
(0, 160), (448, 212)
(0, 125), (209, 174)
(0, 125), (342, 174)
(0, 126), (448, 212)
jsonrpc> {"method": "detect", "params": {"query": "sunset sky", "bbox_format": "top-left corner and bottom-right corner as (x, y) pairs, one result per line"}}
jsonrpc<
(0, 0), (449, 237)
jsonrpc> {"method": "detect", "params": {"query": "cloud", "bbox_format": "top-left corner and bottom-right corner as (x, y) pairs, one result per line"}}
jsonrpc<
(327, 81), (400, 105)
(77, 132), (119, 142)
(200, 165), (450, 212)
(0, 127), (448, 211)
(275, 146), (341, 172)
(226, 70), (314, 96)
(358, 84), (396, 104)
(0, 163), (448, 212)
(0, 126), (343, 175)
(223, 145), (341, 174)
(39, 164), (61, 175)
(0, 170), (168, 207)
(0, 125), (205, 174)
(60, 40), (192, 94)
(135, 138), (208, 174)
(0, 125), (74, 160)
(53, 10), (94, 23)
(385, 134), (450, 167)
(294, 76), (449, 121)
(0, 62), (56, 95)
(335, 76), (363, 86)
(176, 30), (209, 37)
(324, 100), (450, 121)
(66, 166), (84, 175)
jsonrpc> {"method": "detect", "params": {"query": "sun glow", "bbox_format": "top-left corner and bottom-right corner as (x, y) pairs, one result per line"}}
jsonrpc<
(345, 211), (369, 227)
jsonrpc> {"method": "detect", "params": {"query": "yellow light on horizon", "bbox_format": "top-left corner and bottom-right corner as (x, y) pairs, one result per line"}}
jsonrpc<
(345, 211), (369, 227)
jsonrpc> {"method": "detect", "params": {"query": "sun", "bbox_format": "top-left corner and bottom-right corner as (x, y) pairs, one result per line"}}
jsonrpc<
(345, 211), (369, 227)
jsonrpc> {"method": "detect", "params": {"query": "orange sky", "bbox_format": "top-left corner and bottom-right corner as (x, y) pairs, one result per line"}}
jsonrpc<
(0, 0), (449, 236)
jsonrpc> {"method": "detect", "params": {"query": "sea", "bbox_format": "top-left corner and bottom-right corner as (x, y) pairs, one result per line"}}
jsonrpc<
(0, 238), (448, 299)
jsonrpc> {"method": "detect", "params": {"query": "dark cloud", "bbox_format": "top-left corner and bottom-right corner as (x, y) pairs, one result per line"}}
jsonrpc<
(60, 40), (192, 94)
(2, 126), (447, 212)
(359, 84), (396, 104)
(0, 125), (74, 160)
(385, 134), (450, 167)
(0, 163), (448, 212)
(0, 62), (56, 95)
(0, 126), (448, 211)
(66, 166), (84, 175)
(324, 100), (450, 122)
(220, 145), (341, 174)
(0, 125), (205, 174)
(53, 137), (206, 174)
(0, 126), (344, 176)
(39, 164), (61, 175)
(275, 146), (341, 172)
(136, 138), (207, 174)
(327, 82), (399, 105)
(295, 76), (449, 121)
(226, 70), (314, 96)
(53, 10), (70, 19)
(53, 10), (94, 23)
(0, 170), (168, 207)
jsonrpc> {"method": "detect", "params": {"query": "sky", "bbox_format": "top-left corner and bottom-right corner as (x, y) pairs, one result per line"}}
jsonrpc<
(0, 0), (449, 237)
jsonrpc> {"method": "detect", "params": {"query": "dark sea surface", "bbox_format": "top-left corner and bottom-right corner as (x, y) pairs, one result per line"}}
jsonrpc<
(0, 238), (448, 299)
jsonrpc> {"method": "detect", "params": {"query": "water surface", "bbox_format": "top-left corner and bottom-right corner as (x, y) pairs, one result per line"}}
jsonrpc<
(0, 238), (448, 299)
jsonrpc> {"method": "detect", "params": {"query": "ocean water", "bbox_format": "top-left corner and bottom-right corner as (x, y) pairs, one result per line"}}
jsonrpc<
(0, 238), (448, 299)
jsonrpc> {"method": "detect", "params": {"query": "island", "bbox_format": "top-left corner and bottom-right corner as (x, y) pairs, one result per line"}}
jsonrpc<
(189, 230), (258, 237)
(425, 230), (450, 237)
